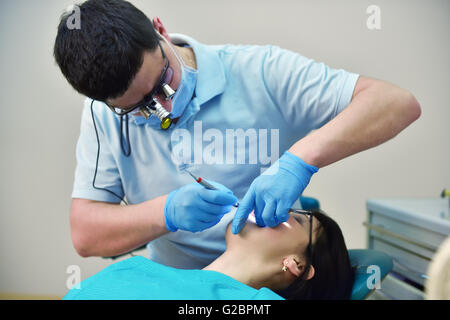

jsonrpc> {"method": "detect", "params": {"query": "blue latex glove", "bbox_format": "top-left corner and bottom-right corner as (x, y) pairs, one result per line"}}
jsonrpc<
(232, 151), (318, 234)
(165, 181), (238, 233)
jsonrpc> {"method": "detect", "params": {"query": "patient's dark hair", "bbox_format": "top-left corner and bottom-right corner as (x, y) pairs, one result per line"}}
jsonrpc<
(53, 0), (160, 101)
(277, 209), (355, 300)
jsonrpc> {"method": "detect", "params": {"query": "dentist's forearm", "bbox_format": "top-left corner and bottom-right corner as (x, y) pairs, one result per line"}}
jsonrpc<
(289, 79), (421, 168)
(69, 195), (169, 258)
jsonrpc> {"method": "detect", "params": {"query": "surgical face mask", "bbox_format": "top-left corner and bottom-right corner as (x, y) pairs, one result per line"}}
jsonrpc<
(164, 38), (198, 119)
(144, 37), (198, 127)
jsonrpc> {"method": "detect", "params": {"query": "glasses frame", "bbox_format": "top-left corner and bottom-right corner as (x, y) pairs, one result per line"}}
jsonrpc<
(105, 41), (170, 116)
(288, 208), (313, 262)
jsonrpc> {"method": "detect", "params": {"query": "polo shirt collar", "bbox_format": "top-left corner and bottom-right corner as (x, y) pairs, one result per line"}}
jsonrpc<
(170, 33), (226, 105)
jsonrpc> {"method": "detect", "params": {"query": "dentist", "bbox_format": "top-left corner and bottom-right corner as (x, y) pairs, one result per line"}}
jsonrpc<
(54, 0), (420, 269)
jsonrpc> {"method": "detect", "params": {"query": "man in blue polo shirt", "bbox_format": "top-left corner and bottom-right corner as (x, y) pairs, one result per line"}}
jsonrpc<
(54, 0), (420, 269)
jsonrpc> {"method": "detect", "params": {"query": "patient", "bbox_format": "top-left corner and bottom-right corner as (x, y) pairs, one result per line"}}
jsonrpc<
(64, 209), (354, 300)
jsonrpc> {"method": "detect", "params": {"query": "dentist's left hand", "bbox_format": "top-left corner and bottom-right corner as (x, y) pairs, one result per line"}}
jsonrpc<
(232, 151), (318, 234)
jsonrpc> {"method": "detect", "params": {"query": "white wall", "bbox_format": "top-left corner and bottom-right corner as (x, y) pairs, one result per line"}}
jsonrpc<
(0, 0), (448, 297)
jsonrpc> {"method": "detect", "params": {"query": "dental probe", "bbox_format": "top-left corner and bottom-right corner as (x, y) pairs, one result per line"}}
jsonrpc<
(185, 170), (239, 208)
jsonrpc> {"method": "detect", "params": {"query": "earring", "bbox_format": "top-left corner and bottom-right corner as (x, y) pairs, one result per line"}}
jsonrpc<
(282, 261), (289, 272)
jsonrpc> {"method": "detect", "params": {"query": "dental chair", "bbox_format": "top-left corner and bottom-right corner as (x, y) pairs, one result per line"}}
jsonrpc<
(348, 249), (393, 300)
(300, 196), (394, 300)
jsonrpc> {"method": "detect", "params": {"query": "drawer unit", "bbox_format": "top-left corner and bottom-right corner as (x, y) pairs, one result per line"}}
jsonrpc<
(368, 274), (424, 300)
(366, 198), (450, 299)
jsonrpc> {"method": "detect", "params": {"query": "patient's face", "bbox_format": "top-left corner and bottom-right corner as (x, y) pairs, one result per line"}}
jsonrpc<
(226, 212), (319, 259)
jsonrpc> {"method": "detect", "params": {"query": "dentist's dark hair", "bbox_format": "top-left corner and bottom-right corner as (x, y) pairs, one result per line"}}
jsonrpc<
(54, 0), (161, 101)
(277, 209), (355, 300)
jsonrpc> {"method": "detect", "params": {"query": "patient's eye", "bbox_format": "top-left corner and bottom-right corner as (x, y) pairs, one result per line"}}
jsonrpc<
(292, 214), (305, 225)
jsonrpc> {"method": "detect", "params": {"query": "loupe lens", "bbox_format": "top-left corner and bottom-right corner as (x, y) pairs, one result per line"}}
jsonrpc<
(162, 84), (176, 100)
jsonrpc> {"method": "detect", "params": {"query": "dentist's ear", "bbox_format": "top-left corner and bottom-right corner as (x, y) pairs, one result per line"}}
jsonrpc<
(152, 17), (171, 42)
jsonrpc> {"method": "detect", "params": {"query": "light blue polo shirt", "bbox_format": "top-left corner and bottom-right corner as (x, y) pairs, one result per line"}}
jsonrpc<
(63, 256), (284, 300)
(72, 34), (359, 269)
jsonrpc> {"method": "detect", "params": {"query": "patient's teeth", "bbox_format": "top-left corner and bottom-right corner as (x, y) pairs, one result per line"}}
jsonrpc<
(247, 214), (256, 224)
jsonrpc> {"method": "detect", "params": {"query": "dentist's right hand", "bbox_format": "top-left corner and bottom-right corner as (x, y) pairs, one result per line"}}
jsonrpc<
(164, 181), (238, 233)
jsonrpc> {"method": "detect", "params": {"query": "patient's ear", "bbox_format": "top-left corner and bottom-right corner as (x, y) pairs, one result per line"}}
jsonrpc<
(283, 257), (315, 280)
(304, 265), (315, 280)
(282, 257), (301, 276)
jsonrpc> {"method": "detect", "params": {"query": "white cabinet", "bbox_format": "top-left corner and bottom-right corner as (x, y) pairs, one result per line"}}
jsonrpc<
(365, 198), (450, 299)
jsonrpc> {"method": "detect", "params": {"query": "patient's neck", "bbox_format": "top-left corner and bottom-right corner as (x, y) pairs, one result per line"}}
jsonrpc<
(203, 248), (278, 290)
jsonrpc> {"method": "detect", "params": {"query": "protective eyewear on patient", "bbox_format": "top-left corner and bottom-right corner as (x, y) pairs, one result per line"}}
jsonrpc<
(106, 41), (174, 116)
(288, 209), (313, 258)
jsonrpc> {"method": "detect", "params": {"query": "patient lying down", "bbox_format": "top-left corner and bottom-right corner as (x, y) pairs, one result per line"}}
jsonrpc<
(64, 209), (354, 300)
